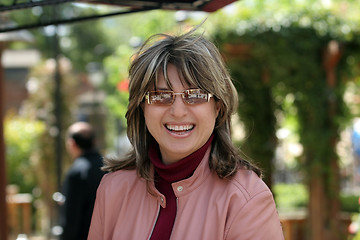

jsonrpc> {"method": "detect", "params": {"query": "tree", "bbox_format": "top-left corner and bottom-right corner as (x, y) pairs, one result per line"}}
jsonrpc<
(4, 113), (45, 193)
(210, 1), (360, 239)
(19, 57), (78, 235)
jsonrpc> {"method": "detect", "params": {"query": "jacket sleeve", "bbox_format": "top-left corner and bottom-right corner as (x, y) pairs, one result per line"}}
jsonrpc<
(87, 177), (105, 240)
(225, 190), (284, 240)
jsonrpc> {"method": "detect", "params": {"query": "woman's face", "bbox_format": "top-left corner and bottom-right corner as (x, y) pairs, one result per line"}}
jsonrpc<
(143, 64), (220, 165)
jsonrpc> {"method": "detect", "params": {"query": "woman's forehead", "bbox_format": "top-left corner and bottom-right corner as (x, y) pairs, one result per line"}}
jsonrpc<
(152, 64), (197, 90)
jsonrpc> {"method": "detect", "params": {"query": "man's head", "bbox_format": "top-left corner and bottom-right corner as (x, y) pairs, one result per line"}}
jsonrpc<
(66, 122), (95, 158)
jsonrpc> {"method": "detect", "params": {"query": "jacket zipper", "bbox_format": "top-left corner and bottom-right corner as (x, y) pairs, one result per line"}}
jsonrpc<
(147, 203), (161, 240)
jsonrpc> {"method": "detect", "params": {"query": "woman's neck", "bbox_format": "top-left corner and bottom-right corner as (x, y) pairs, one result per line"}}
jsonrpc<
(149, 134), (213, 182)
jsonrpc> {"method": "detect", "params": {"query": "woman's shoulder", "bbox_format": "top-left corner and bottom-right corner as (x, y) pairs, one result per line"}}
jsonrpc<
(104, 168), (137, 178)
(98, 169), (145, 193)
(226, 168), (272, 201)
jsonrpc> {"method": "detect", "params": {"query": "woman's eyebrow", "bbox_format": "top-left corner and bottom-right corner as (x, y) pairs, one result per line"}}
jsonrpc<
(154, 86), (171, 91)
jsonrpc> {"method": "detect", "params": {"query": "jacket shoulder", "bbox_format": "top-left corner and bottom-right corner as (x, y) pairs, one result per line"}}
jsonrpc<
(223, 170), (283, 239)
(97, 169), (145, 194)
(228, 169), (271, 201)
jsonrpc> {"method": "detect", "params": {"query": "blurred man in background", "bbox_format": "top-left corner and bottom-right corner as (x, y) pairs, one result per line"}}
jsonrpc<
(59, 121), (105, 240)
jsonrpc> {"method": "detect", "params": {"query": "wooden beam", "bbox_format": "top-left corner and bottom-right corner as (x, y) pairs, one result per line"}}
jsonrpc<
(0, 42), (8, 240)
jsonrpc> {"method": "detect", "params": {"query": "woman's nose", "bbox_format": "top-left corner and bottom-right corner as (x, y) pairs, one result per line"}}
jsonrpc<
(170, 94), (188, 117)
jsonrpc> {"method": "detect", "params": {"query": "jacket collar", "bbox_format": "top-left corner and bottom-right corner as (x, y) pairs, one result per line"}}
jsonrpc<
(148, 145), (213, 207)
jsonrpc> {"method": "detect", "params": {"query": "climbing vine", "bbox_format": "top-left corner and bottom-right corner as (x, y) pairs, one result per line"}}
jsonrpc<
(212, 10), (360, 239)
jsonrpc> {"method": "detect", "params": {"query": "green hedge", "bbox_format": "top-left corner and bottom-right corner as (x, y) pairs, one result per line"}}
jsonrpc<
(274, 183), (359, 213)
(341, 195), (360, 213)
(274, 183), (308, 210)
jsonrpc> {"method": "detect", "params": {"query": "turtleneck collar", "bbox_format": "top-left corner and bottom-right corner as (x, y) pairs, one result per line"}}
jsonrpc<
(149, 134), (214, 183)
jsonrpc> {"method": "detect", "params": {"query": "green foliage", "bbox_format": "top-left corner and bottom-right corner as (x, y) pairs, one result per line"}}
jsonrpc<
(341, 195), (360, 213)
(274, 183), (308, 210)
(354, 232), (360, 240)
(274, 183), (359, 213)
(8, 5), (117, 72)
(4, 114), (45, 193)
(210, 3), (360, 236)
(102, 44), (132, 126)
(212, 7), (360, 188)
(61, 17), (116, 71)
(14, 58), (79, 233)
(345, 78), (360, 116)
(115, 10), (179, 40)
(228, 57), (277, 186)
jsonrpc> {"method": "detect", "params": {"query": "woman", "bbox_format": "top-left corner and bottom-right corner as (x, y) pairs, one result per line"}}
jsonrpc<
(88, 28), (284, 240)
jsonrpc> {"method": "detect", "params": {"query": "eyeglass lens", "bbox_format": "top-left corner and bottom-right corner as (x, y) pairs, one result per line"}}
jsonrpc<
(147, 89), (210, 105)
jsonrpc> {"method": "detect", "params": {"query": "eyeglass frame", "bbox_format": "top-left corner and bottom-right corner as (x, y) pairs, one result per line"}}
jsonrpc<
(144, 89), (214, 105)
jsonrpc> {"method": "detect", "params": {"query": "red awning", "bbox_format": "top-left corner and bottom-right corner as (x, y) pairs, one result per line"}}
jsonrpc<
(84, 0), (237, 12)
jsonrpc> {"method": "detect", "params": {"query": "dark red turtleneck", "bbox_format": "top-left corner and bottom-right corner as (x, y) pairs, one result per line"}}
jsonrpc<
(148, 135), (213, 240)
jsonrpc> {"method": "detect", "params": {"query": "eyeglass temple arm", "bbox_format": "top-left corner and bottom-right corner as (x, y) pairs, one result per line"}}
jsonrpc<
(145, 92), (150, 104)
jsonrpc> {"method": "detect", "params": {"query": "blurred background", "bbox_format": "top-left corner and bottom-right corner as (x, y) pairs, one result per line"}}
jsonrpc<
(1, 0), (360, 239)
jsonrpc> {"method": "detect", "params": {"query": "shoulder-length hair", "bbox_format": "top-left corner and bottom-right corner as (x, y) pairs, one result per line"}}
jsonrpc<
(103, 28), (261, 180)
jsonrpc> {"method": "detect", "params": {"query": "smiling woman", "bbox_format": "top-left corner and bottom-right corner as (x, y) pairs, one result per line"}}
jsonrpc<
(87, 26), (284, 240)
(143, 64), (220, 165)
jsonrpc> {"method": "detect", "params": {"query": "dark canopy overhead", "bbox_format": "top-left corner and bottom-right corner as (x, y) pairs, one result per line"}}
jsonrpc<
(0, 0), (237, 32)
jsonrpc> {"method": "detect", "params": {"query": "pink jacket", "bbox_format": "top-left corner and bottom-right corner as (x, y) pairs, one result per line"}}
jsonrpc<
(88, 148), (284, 240)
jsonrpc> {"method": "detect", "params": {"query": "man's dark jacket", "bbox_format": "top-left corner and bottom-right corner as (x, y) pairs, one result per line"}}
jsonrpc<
(60, 150), (105, 240)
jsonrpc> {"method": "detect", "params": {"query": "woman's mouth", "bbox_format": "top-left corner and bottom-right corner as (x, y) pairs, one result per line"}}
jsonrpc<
(165, 124), (194, 134)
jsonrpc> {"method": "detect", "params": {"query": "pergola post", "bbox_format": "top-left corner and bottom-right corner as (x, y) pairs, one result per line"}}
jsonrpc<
(0, 42), (8, 240)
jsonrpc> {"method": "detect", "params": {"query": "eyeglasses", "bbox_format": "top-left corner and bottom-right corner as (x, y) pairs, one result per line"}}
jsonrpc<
(145, 89), (214, 105)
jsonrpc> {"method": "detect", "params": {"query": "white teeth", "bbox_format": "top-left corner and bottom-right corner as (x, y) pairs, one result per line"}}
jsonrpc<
(166, 124), (194, 131)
